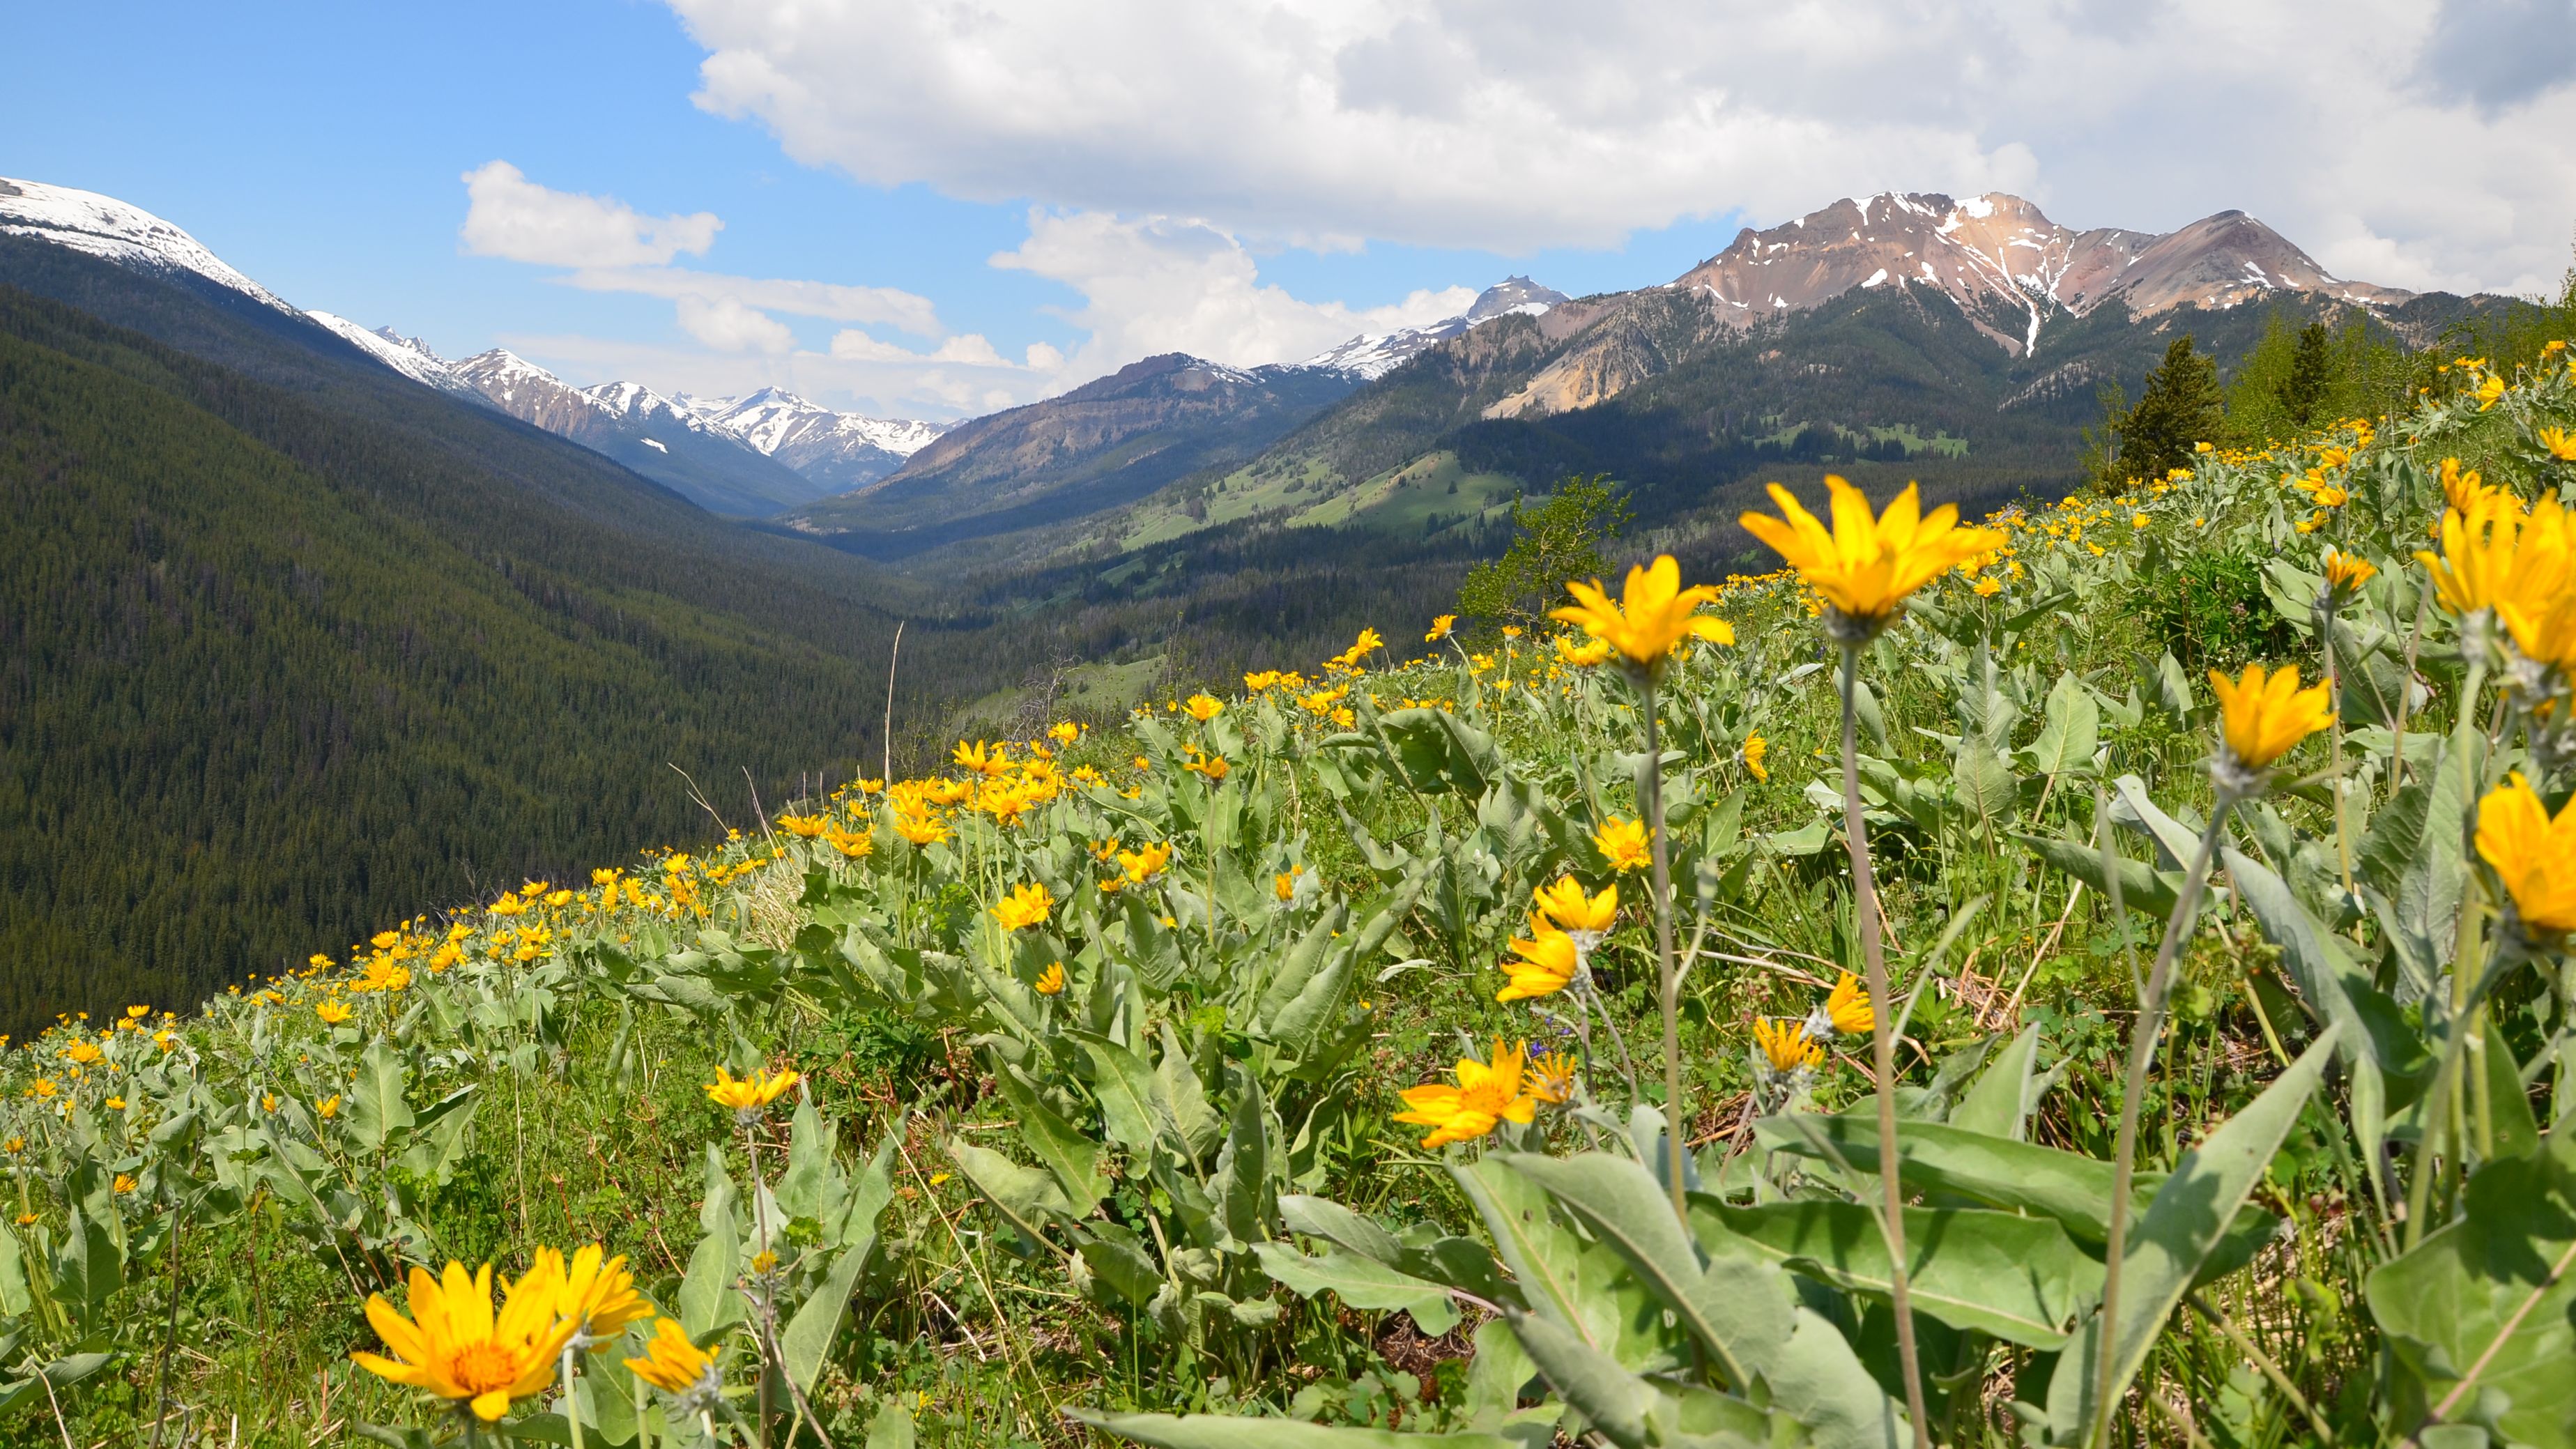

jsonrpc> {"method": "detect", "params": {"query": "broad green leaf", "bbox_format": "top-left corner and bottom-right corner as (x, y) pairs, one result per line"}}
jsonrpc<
(780, 1236), (871, 1394)
(1070, 1409), (1525, 1449)
(1072, 1031), (1163, 1153)
(1503, 1152), (1785, 1388)
(1954, 739), (2018, 831)
(1213, 1069), (1273, 1246)
(1450, 1157), (1597, 1347)
(347, 1038), (414, 1153)
(1252, 1243), (1457, 1335)
(1462, 1317), (1537, 1429)
(1710, 1199), (2101, 1348)
(2012, 831), (2178, 919)
(679, 1148), (743, 1337)
(1756, 1309), (1910, 1449)
(868, 1401), (918, 1449)
(1278, 1195), (1408, 1267)
(0, 1226), (29, 1317)
(1506, 1310), (1659, 1449)
(2478, 1025), (2540, 1164)
(993, 1067), (1105, 1216)
(2370, 1133), (2576, 1447)
(2025, 672), (2099, 777)
(1253, 907), (1348, 1032)
(2048, 1028), (2338, 1442)
(946, 1140), (1071, 1244)
(1073, 1222), (1163, 1309)
(1153, 1020), (1222, 1161)
(1952, 1025), (2046, 1141)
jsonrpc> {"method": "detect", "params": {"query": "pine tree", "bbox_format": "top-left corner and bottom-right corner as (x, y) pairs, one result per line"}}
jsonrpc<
(2115, 334), (2226, 484)
(2280, 321), (2334, 429)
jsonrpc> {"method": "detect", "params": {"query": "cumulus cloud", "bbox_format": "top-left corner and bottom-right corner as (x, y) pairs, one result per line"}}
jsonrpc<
(565, 265), (942, 335)
(460, 161), (721, 267)
(668, 0), (2576, 296)
(992, 210), (1476, 381)
(676, 294), (795, 353)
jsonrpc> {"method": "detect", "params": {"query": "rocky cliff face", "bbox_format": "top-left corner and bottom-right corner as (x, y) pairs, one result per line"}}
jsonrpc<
(1484, 191), (2414, 421)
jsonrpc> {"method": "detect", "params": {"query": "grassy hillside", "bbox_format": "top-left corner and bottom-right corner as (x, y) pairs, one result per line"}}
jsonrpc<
(0, 332), (2570, 1446)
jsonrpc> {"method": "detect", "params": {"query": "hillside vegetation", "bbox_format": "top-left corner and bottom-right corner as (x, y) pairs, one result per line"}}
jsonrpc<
(3, 327), (2575, 1449)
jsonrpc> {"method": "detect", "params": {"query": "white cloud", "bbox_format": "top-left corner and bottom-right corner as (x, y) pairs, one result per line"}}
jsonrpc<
(1024, 341), (1066, 371)
(992, 210), (1476, 382)
(565, 265), (942, 335)
(676, 294), (796, 353)
(459, 161), (721, 267)
(669, 0), (2576, 296)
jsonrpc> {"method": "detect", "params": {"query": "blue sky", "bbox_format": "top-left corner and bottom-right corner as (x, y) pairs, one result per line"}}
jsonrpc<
(8, 1), (2571, 421)
(2, 0), (1747, 417)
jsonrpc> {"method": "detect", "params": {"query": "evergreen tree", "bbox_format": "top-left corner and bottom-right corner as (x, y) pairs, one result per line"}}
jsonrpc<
(2114, 334), (2226, 484)
(1457, 474), (1634, 631)
(2280, 321), (2334, 429)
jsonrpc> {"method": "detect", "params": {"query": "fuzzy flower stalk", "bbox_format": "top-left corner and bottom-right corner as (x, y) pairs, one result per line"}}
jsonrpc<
(1551, 555), (1733, 1227)
(1741, 475), (2003, 1449)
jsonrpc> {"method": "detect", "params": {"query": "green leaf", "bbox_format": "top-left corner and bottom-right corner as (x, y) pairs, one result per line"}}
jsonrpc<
(1153, 1021), (1222, 1161)
(1254, 907), (1349, 1032)
(945, 1140), (1072, 1244)
(1069, 1409), (1526, 1449)
(1710, 1199), (2101, 1348)
(1074, 1222), (1165, 1309)
(678, 1147), (743, 1337)
(2025, 672), (2100, 777)
(347, 1037), (414, 1153)
(1507, 1310), (1661, 1449)
(2370, 1133), (2576, 1447)
(2048, 1028), (2339, 1441)
(867, 1401), (918, 1449)
(780, 1236), (871, 1395)
(993, 1067), (1105, 1216)
(1372, 708), (1505, 797)
(1072, 1031), (1163, 1153)
(1253, 1243), (1457, 1336)
(1754, 1310), (1910, 1449)
(1502, 1153), (1785, 1389)
(2011, 833), (2178, 919)
(1953, 739), (2018, 831)
(2479, 1027), (2540, 1164)
(1278, 1195), (1409, 1268)
(1450, 1155), (1630, 1356)
(1952, 1025), (2047, 1141)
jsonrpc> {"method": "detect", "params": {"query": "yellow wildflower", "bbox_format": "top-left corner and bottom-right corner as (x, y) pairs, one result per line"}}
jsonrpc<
(1742, 732), (1770, 781)
(704, 1066), (799, 1114)
(1184, 694), (1225, 722)
(1550, 555), (1733, 676)
(1812, 972), (1873, 1036)
(1426, 615), (1457, 641)
(1738, 477), (2006, 636)
(1118, 843), (1171, 883)
(1034, 962), (1068, 996)
(2477, 776), (2576, 935)
(316, 1001), (353, 1025)
(992, 882), (1055, 932)
(1391, 1041), (1543, 1149)
(1532, 877), (1618, 935)
(1593, 816), (1653, 873)
(2539, 426), (2576, 462)
(624, 1317), (721, 1405)
(1553, 634), (1613, 667)
(1754, 1018), (1823, 1076)
(1495, 928), (1578, 1004)
(2209, 663), (2335, 772)
(352, 1261), (580, 1422)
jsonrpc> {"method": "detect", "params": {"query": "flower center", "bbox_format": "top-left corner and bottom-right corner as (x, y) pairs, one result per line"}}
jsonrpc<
(447, 1340), (521, 1395)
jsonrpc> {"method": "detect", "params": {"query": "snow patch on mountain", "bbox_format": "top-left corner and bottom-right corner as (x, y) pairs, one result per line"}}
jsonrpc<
(679, 387), (949, 460)
(304, 312), (486, 400)
(0, 176), (298, 316)
(1296, 277), (1570, 379)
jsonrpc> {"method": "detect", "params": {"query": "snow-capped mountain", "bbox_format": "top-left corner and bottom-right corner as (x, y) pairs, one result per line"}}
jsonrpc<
(304, 312), (487, 401)
(676, 388), (950, 492)
(0, 176), (300, 319)
(1298, 277), (1572, 379)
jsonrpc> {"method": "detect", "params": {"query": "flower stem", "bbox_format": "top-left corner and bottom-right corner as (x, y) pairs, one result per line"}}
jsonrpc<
(1836, 643), (1929, 1449)
(2094, 797), (2233, 1448)
(562, 1343), (585, 1449)
(1636, 677), (1687, 1224)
